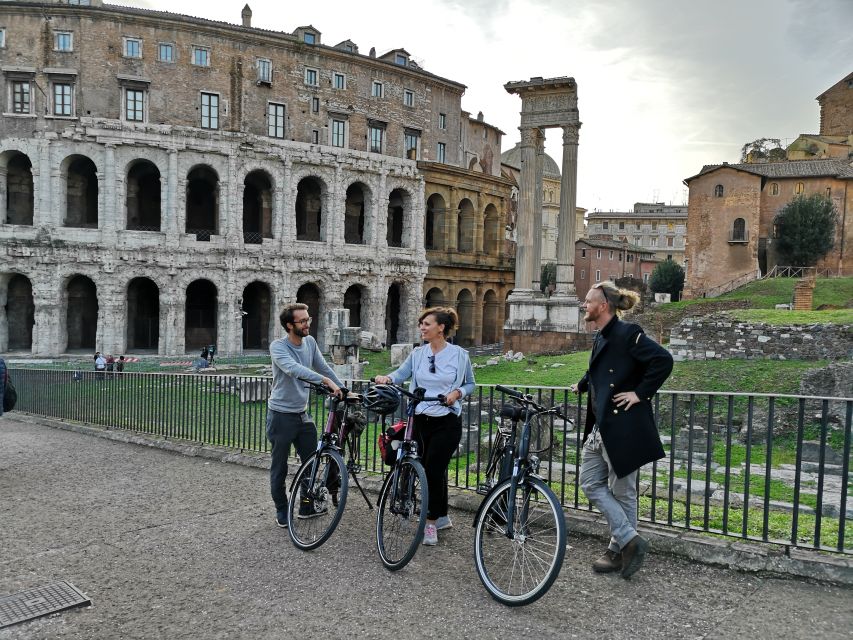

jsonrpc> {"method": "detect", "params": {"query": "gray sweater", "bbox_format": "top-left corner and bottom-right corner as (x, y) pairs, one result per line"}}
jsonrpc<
(267, 336), (343, 413)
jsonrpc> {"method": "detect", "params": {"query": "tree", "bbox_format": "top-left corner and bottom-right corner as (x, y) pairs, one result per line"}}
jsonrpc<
(773, 194), (838, 266)
(649, 260), (685, 301)
(740, 137), (785, 163)
(540, 262), (556, 295)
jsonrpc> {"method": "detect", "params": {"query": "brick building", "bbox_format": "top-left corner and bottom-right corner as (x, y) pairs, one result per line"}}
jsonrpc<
(586, 202), (687, 265)
(0, 1), (514, 355)
(574, 238), (657, 302)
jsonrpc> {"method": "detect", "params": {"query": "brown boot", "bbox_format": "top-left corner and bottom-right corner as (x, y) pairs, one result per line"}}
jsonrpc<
(592, 549), (622, 573)
(620, 535), (649, 579)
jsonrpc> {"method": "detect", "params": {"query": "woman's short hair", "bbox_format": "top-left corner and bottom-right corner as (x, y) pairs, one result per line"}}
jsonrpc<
(418, 306), (459, 337)
(592, 281), (639, 316)
(279, 302), (309, 329)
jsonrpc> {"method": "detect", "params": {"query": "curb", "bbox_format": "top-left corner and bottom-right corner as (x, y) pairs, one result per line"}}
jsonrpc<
(16, 413), (853, 586)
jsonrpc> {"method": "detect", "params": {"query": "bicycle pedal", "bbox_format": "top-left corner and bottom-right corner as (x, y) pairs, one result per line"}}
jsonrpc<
(476, 484), (491, 495)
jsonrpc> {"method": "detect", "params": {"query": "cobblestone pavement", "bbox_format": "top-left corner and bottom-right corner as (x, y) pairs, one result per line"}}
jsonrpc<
(1, 417), (851, 640)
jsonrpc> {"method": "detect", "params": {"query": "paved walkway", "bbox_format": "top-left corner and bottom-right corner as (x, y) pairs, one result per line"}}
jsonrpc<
(1, 416), (851, 640)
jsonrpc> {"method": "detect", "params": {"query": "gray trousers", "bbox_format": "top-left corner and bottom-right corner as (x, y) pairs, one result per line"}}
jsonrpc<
(579, 429), (638, 551)
(266, 410), (317, 514)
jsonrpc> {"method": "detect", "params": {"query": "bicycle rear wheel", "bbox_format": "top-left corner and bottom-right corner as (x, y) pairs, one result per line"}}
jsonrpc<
(375, 458), (428, 570)
(287, 449), (348, 551)
(473, 476), (566, 606)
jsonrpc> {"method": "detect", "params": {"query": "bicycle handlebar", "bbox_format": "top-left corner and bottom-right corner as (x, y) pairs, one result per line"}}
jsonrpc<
(297, 378), (356, 402)
(496, 384), (570, 422)
(370, 379), (446, 404)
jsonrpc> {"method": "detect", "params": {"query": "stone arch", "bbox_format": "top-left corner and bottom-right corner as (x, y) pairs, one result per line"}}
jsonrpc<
(455, 288), (475, 346)
(483, 203), (500, 255)
(457, 198), (475, 253)
(241, 280), (272, 350)
(185, 279), (218, 352)
(295, 176), (325, 241)
(296, 282), (322, 339)
(2, 151), (34, 225)
(387, 188), (409, 248)
(127, 159), (162, 231)
(243, 169), (274, 244)
(482, 289), (500, 344)
(5, 273), (34, 351)
(186, 164), (220, 240)
(344, 182), (369, 244)
(66, 274), (98, 351)
(343, 284), (364, 328)
(127, 277), (160, 352)
(425, 193), (446, 250)
(425, 287), (445, 309)
(385, 282), (403, 346)
(62, 155), (99, 228)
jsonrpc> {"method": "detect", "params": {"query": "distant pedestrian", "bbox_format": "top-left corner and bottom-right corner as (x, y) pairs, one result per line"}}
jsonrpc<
(106, 354), (115, 374)
(116, 355), (125, 373)
(0, 357), (7, 418)
(572, 281), (673, 579)
(94, 352), (106, 380)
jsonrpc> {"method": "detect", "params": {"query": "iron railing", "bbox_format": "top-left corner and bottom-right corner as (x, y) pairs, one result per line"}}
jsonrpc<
(9, 368), (851, 554)
(762, 265), (839, 279)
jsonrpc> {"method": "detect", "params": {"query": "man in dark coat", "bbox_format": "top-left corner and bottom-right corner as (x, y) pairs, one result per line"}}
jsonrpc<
(572, 281), (673, 579)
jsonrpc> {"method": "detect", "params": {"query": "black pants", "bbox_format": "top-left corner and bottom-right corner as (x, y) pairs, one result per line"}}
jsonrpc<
(266, 410), (317, 514)
(413, 412), (462, 520)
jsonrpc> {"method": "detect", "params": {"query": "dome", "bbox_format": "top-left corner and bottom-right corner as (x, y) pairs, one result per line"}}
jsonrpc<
(500, 142), (561, 179)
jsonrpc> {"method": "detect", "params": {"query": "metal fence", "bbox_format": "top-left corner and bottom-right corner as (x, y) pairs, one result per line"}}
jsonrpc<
(8, 368), (852, 555)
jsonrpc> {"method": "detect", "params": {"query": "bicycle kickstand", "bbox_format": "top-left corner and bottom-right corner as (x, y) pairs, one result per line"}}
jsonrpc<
(350, 470), (375, 509)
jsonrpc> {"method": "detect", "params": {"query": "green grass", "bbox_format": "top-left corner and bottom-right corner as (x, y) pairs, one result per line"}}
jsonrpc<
(662, 276), (853, 311)
(729, 308), (853, 324)
(664, 359), (826, 394)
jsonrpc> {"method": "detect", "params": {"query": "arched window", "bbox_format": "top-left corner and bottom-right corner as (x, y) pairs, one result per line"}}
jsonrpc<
(795, 182), (804, 194)
(769, 182), (779, 196)
(714, 184), (724, 198)
(731, 217), (746, 242)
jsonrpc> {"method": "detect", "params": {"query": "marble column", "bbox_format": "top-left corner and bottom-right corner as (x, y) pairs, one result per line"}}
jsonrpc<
(532, 130), (545, 291)
(511, 126), (541, 295)
(555, 123), (580, 296)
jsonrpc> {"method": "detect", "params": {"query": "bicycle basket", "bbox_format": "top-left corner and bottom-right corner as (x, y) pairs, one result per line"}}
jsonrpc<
(378, 420), (406, 465)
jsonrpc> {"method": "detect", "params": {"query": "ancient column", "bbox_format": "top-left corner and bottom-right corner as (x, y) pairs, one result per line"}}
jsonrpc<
(166, 148), (179, 248)
(532, 130), (545, 291)
(555, 123), (580, 296)
(512, 126), (540, 294)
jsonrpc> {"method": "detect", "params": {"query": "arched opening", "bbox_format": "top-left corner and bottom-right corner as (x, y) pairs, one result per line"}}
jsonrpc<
(387, 188), (406, 247)
(483, 203), (500, 255)
(344, 183), (367, 244)
(455, 289), (475, 347)
(186, 165), (219, 241)
(243, 170), (273, 244)
(66, 275), (98, 351)
(385, 283), (402, 346)
(482, 289), (500, 344)
(127, 160), (161, 231)
(64, 155), (98, 228)
(185, 279), (217, 352)
(127, 277), (160, 351)
(343, 285), (363, 327)
(296, 283), (321, 339)
(241, 281), (272, 350)
(296, 177), (323, 241)
(714, 184), (724, 198)
(6, 274), (34, 351)
(425, 287), (445, 309)
(457, 198), (475, 253)
(425, 193), (445, 250)
(731, 217), (746, 242)
(5, 152), (34, 225)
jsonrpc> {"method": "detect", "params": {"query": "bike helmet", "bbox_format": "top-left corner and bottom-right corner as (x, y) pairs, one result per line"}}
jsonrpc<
(362, 384), (400, 416)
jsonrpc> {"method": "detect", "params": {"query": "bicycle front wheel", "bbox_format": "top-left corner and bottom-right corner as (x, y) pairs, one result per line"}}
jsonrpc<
(287, 449), (348, 551)
(375, 458), (428, 570)
(473, 476), (566, 606)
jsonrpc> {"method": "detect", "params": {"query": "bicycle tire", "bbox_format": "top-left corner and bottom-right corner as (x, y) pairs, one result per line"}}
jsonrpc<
(287, 449), (348, 551)
(375, 457), (428, 570)
(473, 475), (566, 606)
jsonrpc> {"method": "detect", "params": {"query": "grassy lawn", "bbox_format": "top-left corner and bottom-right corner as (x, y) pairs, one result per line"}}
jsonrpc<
(730, 308), (853, 324)
(663, 276), (853, 311)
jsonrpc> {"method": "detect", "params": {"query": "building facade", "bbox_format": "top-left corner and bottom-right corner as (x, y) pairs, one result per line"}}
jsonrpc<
(574, 238), (657, 302)
(586, 202), (687, 265)
(0, 1), (514, 355)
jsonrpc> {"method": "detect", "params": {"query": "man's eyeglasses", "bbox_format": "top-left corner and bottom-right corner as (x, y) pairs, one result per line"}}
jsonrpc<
(293, 317), (312, 325)
(428, 354), (436, 374)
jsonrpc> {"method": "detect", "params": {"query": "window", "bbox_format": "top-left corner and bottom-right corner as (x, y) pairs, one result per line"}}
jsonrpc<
(769, 182), (779, 196)
(125, 88), (144, 121)
(826, 187), (831, 198)
(618, 221), (625, 230)
(303, 32), (316, 45)
(795, 182), (804, 194)
(403, 89), (414, 107)
(602, 221), (609, 230)
(12, 81), (31, 114)
(714, 184), (724, 197)
(268, 102), (285, 138)
(643, 273), (649, 284)
(67, 0), (91, 4)
(667, 236), (674, 247)
(304, 68), (318, 86)
(609, 250), (614, 260)
(404, 130), (420, 160)
(595, 269), (601, 282)
(311, 97), (319, 113)
(52, 82), (73, 116)
(311, 129), (319, 144)
(200, 92), (218, 129)
(627, 254), (634, 263)
(257, 58), (271, 83)
(369, 125), (383, 153)
(158, 43), (175, 62)
(651, 222), (657, 230)
(581, 248), (586, 258)
(124, 38), (142, 59)
(596, 249), (602, 259)
(371, 81), (383, 97)
(650, 237), (658, 247)
(395, 53), (407, 65)
(436, 142), (446, 163)
(730, 217), (746, 242)
(439, 113), (446, 129)
(636, 222), (641, 230)
(0, 28), (6, 49)
(331, 119), (346, 147)
(192, 46), (210, 67)
(54, 32), (73, 52)
(580, 269), (585, 279)
(333, 72), (345, 89)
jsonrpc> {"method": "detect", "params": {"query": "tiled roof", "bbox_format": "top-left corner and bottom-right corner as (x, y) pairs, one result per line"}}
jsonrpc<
(576, 238), (655, 254)
(685, 159), (853, 183)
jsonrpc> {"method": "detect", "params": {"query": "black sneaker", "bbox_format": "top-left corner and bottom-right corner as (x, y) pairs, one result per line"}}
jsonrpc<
(276, 511), (288, 529)
(298, 499), (328, 519)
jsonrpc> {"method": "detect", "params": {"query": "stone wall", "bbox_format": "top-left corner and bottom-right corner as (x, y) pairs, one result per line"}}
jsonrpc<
(669, 313), (852, 361)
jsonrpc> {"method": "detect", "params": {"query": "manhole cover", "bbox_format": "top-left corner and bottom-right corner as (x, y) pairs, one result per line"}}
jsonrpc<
(0, 581), (91, 628)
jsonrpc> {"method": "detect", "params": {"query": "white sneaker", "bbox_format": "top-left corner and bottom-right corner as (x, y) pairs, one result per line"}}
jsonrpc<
(435, 515), (453, 530)
(422, 523), (438, 546)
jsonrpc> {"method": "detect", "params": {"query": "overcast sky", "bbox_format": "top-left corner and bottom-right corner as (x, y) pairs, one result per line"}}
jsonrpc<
(125, 0), (852, 212)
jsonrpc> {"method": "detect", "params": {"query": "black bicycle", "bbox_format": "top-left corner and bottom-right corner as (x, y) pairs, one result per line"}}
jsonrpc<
(472, 384), (569, 606)
(286, 380), (372, 550)
(365, 382), (445, 571)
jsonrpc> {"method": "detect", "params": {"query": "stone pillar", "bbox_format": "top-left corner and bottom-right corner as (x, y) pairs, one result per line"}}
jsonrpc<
(330, 164), (343, 248)
(532, 131), (545, 291)
(447, 186), (459, 252)
(556, 123), (580, 295)
(226, 152), (239, 243)
(511, 126), (540, 295)
(32, 297), (59, 357)
(166, 149), (179, 248)
(281, 158), (294, 246)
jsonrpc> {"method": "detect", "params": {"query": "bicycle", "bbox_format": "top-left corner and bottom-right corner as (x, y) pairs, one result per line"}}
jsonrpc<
(286, 380), (373, 550)
(365, 382), (446, 571)
(472, 384), (570, 606)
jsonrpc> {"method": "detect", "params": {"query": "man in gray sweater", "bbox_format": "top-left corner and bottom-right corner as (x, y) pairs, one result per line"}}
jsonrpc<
(267, 303), (343, 528)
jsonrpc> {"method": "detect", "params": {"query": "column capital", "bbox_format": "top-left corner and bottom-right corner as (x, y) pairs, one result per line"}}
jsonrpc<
(562, 123), (581, 145)
(519, 126), (542, 146)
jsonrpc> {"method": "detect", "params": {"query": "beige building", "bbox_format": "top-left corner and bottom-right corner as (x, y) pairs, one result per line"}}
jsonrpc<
(586, 202), (687, 265)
